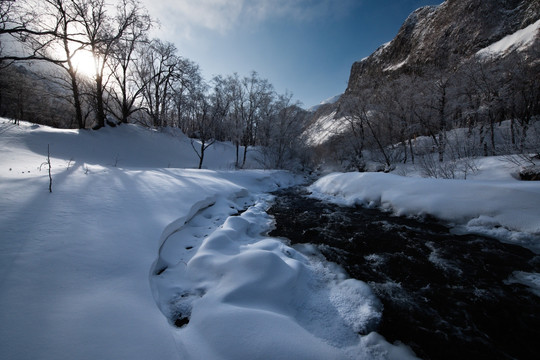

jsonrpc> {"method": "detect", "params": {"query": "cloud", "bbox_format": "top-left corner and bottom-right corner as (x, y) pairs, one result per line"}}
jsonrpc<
(145, 0), (357, 37)
(244, 0), (357, 22)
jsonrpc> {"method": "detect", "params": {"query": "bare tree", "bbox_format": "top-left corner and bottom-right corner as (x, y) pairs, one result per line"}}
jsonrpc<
(171, 58), (202, 130)
(207, 75), (235, 141)
(237, 71), (274, 168)
(188, 84), (215, 169)
(136, 39), (180, 127)
(505, 50), (540, 155)
(0, 0), (60, 64)
(339, 96), (368, 170)
(71, 0), (143, 129)
(382, 75), (422, 164)
(227, 73), (245, 166)
(6, 0), (90, 128)
(463, 57), (508, 156)
(257, 92), (308, 169)
(107, 2), (152, 124)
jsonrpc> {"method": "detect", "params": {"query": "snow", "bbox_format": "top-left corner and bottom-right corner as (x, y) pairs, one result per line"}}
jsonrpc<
(505, 271), (540, 297)
(374, 41), (391, 57)
(308, 93), (342, 112)
(322, 93), (342, 105)
(477, 18), (540, 58)
(305, 110), (349, 146)
(0, 119), (418, 360)
(383, 57), (408, 72)
(309, 160), (540, 253)
(0, 121), (253, 170)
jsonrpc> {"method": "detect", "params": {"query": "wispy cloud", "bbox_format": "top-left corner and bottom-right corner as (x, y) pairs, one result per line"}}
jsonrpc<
(244, 0), (357, 23)
(146, 0), (358, 37)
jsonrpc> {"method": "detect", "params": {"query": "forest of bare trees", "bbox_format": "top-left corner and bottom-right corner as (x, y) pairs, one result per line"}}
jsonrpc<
(1, 0), (539, 174)
(0, 0), (311, 169)
(317, 44), (540, 177)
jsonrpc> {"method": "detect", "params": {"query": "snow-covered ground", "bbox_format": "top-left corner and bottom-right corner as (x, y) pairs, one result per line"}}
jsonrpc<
(0, 120), (418, 360)
(309, 158), (540, 254)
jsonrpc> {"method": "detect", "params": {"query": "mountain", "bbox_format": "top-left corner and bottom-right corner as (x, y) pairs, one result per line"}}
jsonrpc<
(307, 94), (342, 112)
(305, 0), (540, 146)
(346, 0), (540, 96)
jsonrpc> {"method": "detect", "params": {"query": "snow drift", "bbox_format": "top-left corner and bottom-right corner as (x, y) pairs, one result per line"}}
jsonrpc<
(309, 171), (540, 253)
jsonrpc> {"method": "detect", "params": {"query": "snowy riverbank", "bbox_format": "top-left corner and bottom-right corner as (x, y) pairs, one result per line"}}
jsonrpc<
(0, 120), (417, 360)
(309, 164), (540, 253)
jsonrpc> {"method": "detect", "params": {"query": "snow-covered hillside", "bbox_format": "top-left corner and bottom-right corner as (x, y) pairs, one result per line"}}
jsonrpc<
(477, 18), (540, 58)
(0, 120), (417, 360)
(0, 121), (257, 170)
(304, 110), (347, 146)
(308, 93), (342, 112)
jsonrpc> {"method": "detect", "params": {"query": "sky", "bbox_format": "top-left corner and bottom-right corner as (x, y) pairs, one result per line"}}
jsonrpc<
(143, 0), (444, 108)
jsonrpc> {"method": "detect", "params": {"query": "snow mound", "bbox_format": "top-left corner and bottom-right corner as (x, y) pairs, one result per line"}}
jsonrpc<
(151, 195), (417, 359)
(0, 120), (258, 169)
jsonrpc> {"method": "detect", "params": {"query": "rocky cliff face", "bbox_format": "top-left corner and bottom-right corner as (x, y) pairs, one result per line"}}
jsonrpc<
(304, 0), (540, 154)
(345, 0), (540, 96)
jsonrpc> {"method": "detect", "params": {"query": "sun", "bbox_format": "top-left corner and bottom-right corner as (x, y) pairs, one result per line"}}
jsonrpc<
(71, 49), (97, 79)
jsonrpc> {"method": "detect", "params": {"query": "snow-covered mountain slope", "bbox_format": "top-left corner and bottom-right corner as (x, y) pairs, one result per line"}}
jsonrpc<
(304, 0), (539, 147)
(308, 93), (342, 112)
(0, 119), (418, 360)
(477, 18), (540, 58)
(304, 110), (347, 146)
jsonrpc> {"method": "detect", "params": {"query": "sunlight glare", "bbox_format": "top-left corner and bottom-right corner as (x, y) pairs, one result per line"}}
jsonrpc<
(72, 50), (97, 78)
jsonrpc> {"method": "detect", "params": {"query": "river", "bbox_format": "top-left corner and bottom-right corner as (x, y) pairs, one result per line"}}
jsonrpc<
(267, 186), (540, 360)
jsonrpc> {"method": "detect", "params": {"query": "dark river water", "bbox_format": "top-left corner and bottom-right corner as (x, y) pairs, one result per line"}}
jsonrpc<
(267, 187), (540, 360)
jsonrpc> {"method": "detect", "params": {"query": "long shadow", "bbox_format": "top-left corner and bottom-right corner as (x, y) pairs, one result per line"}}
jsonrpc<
(0, 161), (87, 287)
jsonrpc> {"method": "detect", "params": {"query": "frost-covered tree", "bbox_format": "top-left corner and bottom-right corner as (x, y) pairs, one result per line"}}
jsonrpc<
(236, 71), (274, 168)
(187, 85), (214, 169)
(207, 75), (235, 141)
(257, 92), (307, 169)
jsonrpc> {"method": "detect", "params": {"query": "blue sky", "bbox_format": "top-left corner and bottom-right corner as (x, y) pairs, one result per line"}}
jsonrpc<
(144, 0), (443, 108)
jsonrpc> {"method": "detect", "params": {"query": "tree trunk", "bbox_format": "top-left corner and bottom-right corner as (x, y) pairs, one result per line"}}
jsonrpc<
(121, 73), (129, 123)
(242, 144), (248, 168)
(198, 140), (205, 169)
(408, 138), (415, 164)
(69, 69), (84, 129)
(510, 118), (516, 148)
(438, 98), (446, 162)
(95, 74), (105, 129)
(438, 132), (445, 163)
(235, 142), (240, 168)
(366, 118), (391, 168)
